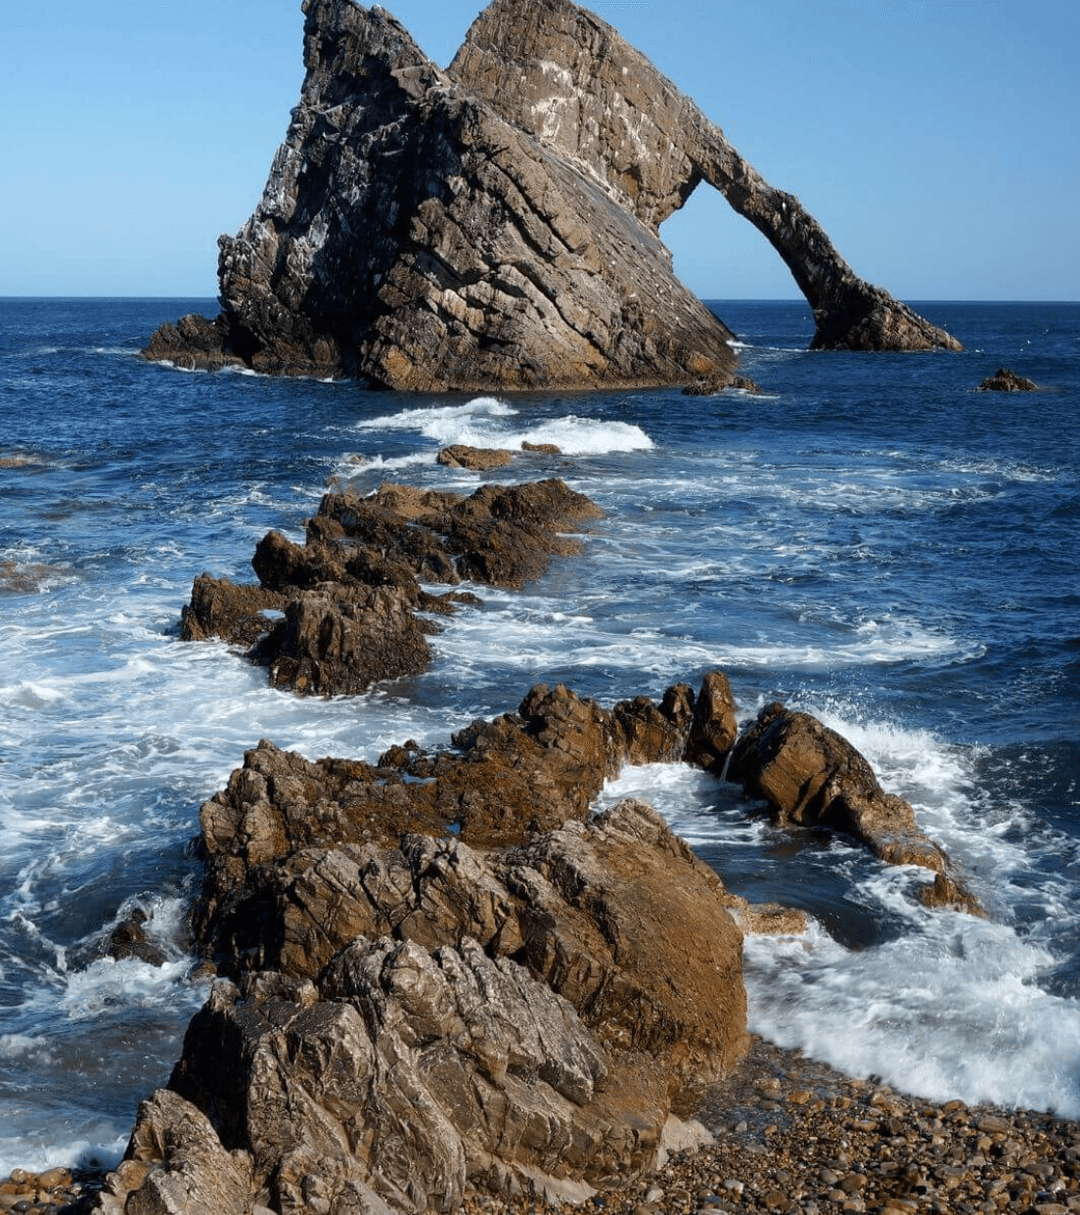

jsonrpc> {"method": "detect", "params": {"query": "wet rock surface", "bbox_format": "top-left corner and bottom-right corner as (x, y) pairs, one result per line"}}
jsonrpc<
(143, 0), (959, 388)
(728, 702), (982, 913)
(977, 366), (1040, 391)
(181, 478), (602, 695)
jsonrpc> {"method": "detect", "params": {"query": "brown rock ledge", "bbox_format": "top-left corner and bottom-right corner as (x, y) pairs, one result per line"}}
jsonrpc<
(180, 478), (603, 696)
(729, 702), (982, 914)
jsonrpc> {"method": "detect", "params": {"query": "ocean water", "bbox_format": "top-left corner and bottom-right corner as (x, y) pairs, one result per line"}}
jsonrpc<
(0, 297), (1077, 1174)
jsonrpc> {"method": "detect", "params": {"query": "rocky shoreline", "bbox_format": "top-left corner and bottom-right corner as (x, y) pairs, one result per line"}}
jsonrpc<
(468, 1037), (1080, 1215)
(5, 467), (1019, 1214)
(8, 1036), (1080, 1214)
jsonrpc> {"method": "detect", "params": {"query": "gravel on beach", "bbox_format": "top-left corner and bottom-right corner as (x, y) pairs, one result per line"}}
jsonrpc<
(464, 1038), (1080, 1215)
(5, 1037), (1079, 1215)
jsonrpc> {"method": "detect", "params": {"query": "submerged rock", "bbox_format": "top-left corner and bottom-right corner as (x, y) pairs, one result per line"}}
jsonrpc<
(104, 908), (169, 968)
(143, 0), (958, 389)
(435, 444), (514, 470)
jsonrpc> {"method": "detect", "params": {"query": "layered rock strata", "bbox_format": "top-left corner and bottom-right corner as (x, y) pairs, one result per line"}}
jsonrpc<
(92, 667), (984, 1214)
(143, 0), (959, 389)
(181, 478), (601, 695)
(452, 0), (961, 355)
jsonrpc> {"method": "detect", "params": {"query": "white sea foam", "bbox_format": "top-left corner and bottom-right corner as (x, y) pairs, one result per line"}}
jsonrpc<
(359, 397), (518, 431)
(352, 396), (653, 458)
(594, 701), (1080, 1119)
(47, 956), (203, 1022)
(0, 1033), (53, 1062)
(745, 914), (1080, 1116)
(0, 1133), (130, 1186)
(597, 762), (766, 850)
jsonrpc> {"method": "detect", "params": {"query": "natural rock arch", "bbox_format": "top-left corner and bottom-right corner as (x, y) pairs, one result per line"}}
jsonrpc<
(143, 0), (960, 389)
(452, 0), (962, 353)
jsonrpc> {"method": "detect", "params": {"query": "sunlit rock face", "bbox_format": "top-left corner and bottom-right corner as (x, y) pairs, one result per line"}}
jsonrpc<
(143, 0), (959, 388)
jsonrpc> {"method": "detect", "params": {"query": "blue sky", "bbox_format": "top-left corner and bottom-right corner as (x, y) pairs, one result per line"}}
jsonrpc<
(2, 1), (1077, 300)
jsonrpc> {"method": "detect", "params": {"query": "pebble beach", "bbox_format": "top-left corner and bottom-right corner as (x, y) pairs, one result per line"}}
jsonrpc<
(463, 1038), (1080, 1215)
(8, 1036), (1076, 1215)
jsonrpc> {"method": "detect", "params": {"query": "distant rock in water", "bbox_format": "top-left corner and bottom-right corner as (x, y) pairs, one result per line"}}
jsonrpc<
(143, 0), (960, 388)
(976, 366), (1040, 392)
(436, 444), (514, 470)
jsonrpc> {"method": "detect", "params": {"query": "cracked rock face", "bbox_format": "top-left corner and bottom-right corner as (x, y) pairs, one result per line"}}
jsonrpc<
(90, 674), (981, 1214)
(97, 796), (745, 1215)
(143, 0), (958, 389)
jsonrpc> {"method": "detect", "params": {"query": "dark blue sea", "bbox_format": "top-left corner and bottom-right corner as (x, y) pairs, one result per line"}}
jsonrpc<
(1, 297), (1077, 1173)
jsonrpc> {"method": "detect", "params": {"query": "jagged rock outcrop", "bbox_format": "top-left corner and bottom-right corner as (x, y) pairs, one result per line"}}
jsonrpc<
(976, 366), (1039, 391)
(190, 676), (739, 976)
(142, 0), (958, 388)
(728, 702), (982, 913)
(99, 763), (749, 1213)
(94, 1089), (254, 1215)
(181, 478), (601, 695)
(99, 919), (726, 1215)
(91, 672), (986, 1214)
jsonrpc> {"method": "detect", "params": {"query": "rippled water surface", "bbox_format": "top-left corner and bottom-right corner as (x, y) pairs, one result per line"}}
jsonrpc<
(1, 297), (1077, 1173)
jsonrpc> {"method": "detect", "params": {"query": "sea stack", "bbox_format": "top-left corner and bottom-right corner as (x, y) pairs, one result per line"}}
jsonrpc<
(143, 0), (961, 387)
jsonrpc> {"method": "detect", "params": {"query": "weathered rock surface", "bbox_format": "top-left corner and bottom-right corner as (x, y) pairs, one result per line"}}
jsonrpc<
(436, 444), (514, 470)
(94, 1089), (254, 1215)
(143, 0), (958, 388)
(453, 0), (960, 355)
(101, 770), (748, 1212)
(86, 1033), (1080, 1215)
(977, 365), (1040, 391)
(87, 670), (988, 1214)
(102, 924), (723, 1215)
(182, 478), (601, 694)
(191, 676), (739, 976)
(728, 702), (982, 913)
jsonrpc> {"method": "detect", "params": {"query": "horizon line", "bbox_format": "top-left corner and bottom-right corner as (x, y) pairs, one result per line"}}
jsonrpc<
(2, 294), (1078, 305)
